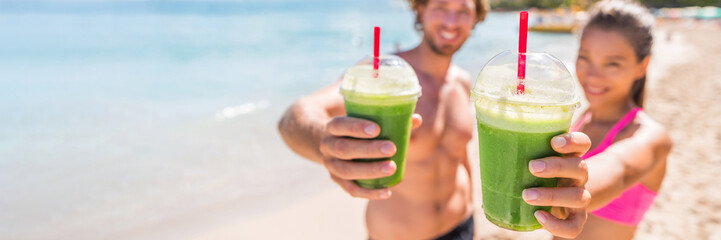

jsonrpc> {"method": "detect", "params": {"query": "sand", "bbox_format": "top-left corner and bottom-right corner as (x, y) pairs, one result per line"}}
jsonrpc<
(211, 22), (721, 240)
(634, 21), (721, 240)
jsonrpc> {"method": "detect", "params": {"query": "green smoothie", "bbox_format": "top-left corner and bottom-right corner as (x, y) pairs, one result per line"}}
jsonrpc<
(473, 93), (575, 230)
(344, 97), (416, 189)
(470, 51), (579, 231)
(476, 108), (568, 230)
(339, 55), (421, 189)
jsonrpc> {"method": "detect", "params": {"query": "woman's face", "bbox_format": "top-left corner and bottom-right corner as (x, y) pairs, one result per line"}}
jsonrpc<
(576, 27), (649, 108)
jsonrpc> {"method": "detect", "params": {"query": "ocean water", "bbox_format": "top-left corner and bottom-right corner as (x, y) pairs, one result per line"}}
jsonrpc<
(0, 1), (577, 239)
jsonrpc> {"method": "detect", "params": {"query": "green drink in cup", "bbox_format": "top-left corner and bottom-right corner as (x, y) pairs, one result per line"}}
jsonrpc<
(340, 27), (421, 189)
(471, 50), (579, 231)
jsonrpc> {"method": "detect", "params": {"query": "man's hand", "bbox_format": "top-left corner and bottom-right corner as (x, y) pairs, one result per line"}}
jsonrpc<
(522, 132), (592, 238)
(319, 114), (422, 200)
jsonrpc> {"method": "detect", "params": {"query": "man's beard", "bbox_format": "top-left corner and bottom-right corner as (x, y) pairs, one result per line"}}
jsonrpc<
(424, 33), (463, 57)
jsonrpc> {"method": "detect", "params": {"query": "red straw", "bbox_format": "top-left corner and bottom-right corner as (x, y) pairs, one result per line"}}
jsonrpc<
(373, 26), (380, 77)
(517, 11), (528, 95)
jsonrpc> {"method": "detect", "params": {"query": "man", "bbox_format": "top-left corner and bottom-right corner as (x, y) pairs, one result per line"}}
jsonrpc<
(278, 0), (591, 239)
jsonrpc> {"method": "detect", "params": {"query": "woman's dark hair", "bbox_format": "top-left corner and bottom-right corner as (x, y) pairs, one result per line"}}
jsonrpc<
(583, 0), (655, 107)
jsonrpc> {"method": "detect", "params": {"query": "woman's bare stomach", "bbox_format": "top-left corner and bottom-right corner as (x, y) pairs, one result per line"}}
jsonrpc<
(555, 215), (637, 240)
(365, 162), (474, 240)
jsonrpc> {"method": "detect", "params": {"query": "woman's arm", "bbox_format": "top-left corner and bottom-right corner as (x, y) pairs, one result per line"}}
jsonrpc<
(584, 120), (672, 210)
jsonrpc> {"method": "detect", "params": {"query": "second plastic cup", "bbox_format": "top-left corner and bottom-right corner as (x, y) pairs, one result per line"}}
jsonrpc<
(471, 51), (579, 231)
(340, 55), (421, 189)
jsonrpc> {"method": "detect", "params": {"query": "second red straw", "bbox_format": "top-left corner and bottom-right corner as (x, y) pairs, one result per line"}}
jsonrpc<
(517, 11), (528, 95)
(373, 26), (380, 73)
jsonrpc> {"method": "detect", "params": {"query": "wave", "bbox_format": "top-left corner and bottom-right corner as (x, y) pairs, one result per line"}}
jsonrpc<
(215, 100), (269, 121)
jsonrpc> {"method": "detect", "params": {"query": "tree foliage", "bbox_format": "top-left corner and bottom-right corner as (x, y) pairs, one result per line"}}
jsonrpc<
(490, 0), (720, 9)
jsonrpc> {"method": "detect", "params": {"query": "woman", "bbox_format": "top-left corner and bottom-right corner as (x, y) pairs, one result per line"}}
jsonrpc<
(559, 1), (672, 239)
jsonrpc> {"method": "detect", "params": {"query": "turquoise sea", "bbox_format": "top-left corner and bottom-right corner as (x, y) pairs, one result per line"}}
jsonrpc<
(0, 0), (577, 238)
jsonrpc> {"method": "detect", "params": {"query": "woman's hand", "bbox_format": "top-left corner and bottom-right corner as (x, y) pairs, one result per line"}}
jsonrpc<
(523, 132), (592, 238)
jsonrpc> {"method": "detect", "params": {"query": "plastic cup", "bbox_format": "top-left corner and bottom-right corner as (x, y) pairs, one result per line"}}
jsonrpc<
(471, 51), (579, 231)
(340, 55), (421, 189)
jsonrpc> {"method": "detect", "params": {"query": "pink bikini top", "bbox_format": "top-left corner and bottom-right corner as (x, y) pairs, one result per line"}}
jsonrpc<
(571, 107), (657, 226)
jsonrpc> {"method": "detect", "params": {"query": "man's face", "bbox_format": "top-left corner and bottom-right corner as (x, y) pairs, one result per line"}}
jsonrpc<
(417, 0), (476, 56)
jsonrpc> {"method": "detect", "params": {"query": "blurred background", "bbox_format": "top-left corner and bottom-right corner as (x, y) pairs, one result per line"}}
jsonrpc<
(1, 0), (719, 239)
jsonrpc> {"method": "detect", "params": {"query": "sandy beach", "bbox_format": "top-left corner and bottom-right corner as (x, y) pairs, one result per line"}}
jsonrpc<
(221, 22), (721, 240)
(634, 21), (721, 240)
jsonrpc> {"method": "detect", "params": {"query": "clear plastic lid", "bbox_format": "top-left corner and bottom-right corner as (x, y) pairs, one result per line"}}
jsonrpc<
(340, 55), (421, 98)
(471, 50), (579, 110)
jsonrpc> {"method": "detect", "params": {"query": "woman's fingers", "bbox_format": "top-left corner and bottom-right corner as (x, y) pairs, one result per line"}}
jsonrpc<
(522, 133), (593, 238)
(535, 209), (587, 239)
(330, 174), (391, 200)
(528, 135), (591, 239)
(551, 132), (591, 157)
(523, 187), (591, 209)
(529, 156), (589, 185)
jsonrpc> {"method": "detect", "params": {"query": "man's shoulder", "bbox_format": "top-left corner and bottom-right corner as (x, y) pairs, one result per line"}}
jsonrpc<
(449, 64), (473, 91)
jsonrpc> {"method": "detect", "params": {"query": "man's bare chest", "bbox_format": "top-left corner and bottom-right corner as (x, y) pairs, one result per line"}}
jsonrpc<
(407, 86), (474, 159)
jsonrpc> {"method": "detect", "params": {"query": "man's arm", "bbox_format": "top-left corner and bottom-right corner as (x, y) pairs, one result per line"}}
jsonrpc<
(278, 79), (422, 199)
(278, 80), (345, 164)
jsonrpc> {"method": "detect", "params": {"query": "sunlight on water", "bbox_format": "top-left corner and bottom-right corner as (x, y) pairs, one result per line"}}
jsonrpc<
(215, 100), (270, 121)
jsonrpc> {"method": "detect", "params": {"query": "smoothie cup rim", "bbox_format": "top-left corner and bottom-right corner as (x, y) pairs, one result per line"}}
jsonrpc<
(340, 54), (422, 99)
(471, 50), (579, 108)
(470, 91), (580, 108)
(341, 89), (422, 100)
